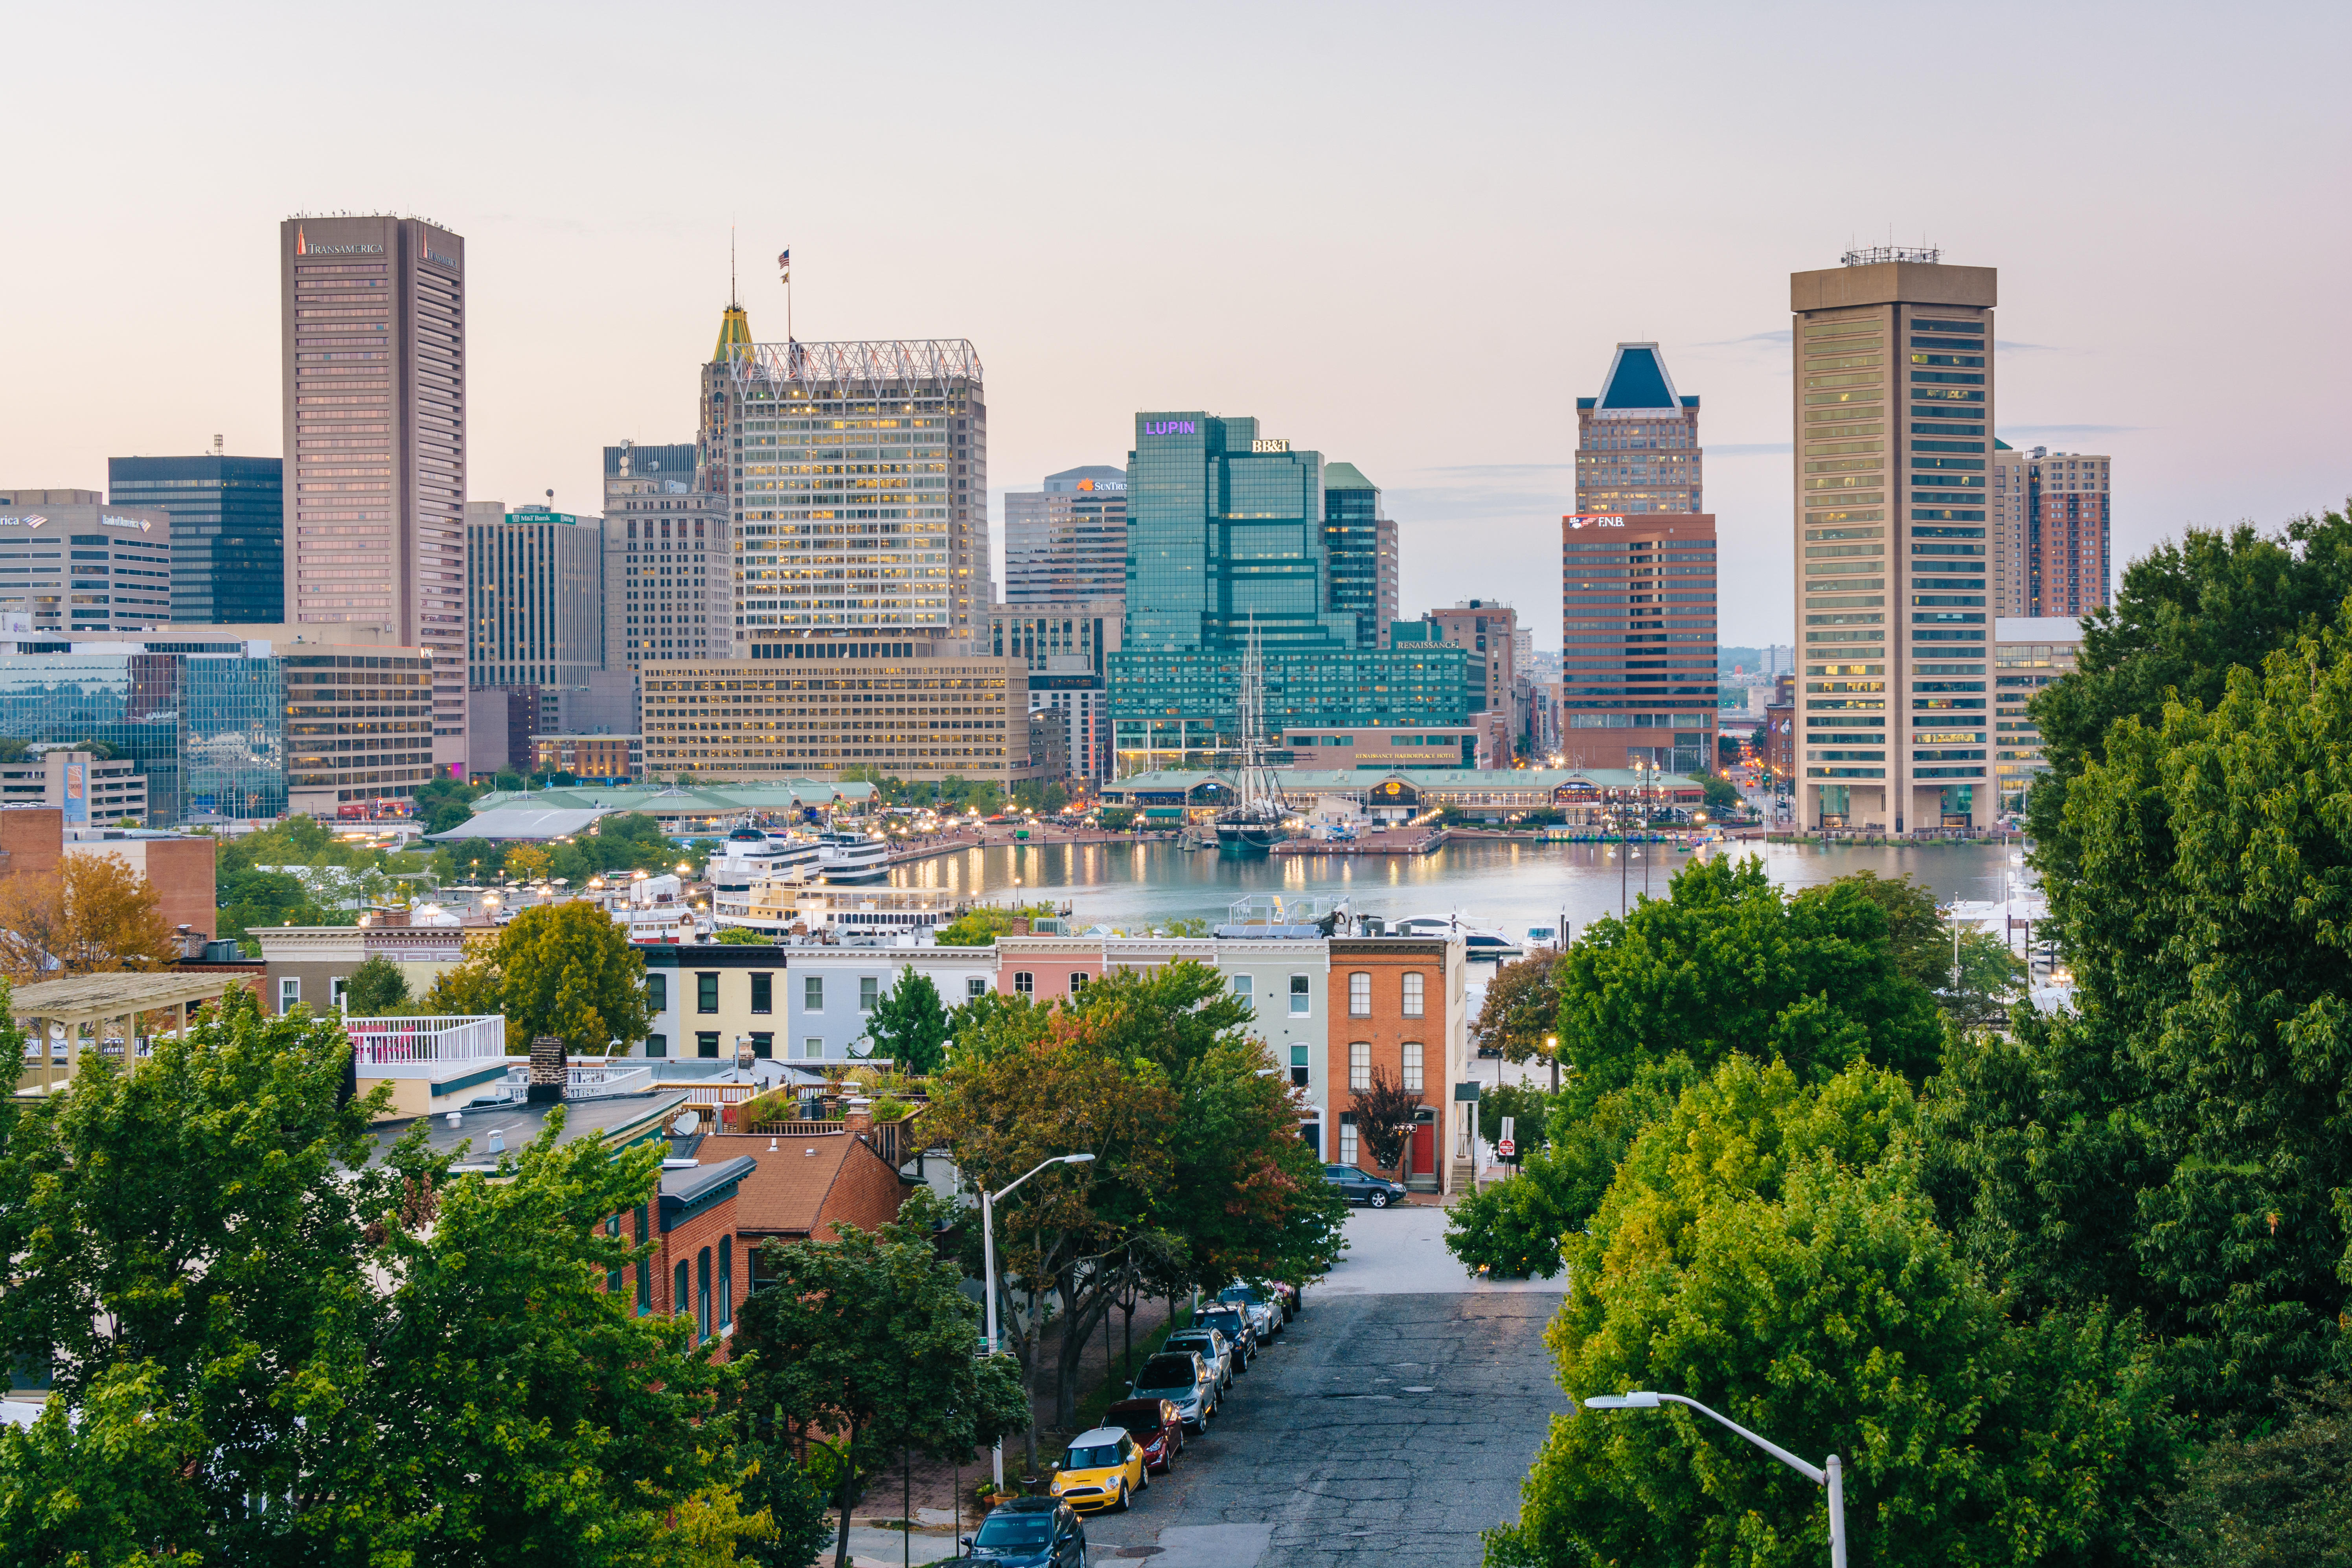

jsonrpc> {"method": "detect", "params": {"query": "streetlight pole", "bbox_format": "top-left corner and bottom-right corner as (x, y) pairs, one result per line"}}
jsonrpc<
(983, 1152), (1097, 1490)
(1585, 1391), (1845, 1567)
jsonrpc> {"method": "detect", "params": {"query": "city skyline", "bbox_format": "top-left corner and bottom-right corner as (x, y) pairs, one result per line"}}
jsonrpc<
(4, 5), (2346, 651)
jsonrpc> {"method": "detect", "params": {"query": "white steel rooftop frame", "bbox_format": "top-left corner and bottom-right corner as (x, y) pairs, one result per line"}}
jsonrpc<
(728, 339), (984, 393)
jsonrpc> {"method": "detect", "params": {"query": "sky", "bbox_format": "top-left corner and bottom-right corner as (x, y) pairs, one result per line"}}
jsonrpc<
(4, 0), (2347, 649)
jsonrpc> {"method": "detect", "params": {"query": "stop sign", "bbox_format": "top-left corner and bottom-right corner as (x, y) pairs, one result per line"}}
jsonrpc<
(1497, 1138), (1516, 1158)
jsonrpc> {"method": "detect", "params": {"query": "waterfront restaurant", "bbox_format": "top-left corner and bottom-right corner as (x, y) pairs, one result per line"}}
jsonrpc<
(1099, 767), (1706, 825)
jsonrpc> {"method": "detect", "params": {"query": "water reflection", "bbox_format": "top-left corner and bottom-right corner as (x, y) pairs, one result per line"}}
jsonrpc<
(890, 838), (2028, 936)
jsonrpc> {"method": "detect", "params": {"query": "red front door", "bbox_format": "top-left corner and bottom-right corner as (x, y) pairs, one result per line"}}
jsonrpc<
(1410, 1119), (1434, 1179)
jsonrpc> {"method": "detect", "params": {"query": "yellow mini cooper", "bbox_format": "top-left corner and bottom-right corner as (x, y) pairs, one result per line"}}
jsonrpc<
(1048, 1425), (1147, 1513)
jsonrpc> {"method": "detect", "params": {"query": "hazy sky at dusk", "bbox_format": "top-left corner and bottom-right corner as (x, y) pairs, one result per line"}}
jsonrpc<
(4, 1), (2346, 647)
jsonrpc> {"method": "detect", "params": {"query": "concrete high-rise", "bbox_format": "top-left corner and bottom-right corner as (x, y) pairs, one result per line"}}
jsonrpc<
(603, 439), (728, 671)
(1574, 344), (1703, 514)
(1789, 248), (1997, 835)
(1004, 465), (1126, 603)
(720, 336), (988, 652)
(465, 502), (606, 689)
(108, 454), (284, 623)
(0, 489), (173, 635)
(278, 215), (467, 788)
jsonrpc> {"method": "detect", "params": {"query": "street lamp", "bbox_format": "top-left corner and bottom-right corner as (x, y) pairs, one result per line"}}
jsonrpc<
(1583, 1391), (1845, 1567)
(983, 1152), (1097, 1489)
(1545, 1033), (1559, 1094)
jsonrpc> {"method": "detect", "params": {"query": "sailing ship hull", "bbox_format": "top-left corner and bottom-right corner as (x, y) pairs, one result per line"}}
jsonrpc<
(1215, 819), (1287, 856)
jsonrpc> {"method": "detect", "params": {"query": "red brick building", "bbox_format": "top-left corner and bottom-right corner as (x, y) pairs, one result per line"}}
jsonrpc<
(1326, 937), (1466, 1194)
(710, 1102), (911, 1285)
(608, 1154), (758, 1358)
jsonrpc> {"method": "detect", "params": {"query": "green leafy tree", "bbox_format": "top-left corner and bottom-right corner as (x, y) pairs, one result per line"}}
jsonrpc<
(734, 1193), (1030, 1568)
(1555, 857), (1946, 1102)
(344, 952), (410, 1015)
(1446, 1075), (1678, 1280)
(2025, 502), (2352, 884)
(2140, 1378), (2352, 1568)
(1096, 807), (1135, 831)
(1699, 773), (1740, 814)
(497, 899), (651, 1053)
(865, 965), (950, 1074)
(1932, 605), (2352, 1415)
(1475, 1081), (1554, 1156)
(1471, 949), (1563, 1065)
(713, 925), (767, 945)
(1490, 1055), (2177, 1568)
(1351, 1064), (1421, 1178)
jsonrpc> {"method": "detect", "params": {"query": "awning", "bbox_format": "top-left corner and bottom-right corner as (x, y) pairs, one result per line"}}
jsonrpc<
(425, 807), (616, 842)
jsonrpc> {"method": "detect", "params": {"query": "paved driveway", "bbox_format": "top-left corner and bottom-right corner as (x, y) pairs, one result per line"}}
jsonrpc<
(1071, 1204), (1569, 1567)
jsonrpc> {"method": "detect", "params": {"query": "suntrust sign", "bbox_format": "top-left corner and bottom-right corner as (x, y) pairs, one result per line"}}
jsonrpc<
(1142, 419), (1196, 436)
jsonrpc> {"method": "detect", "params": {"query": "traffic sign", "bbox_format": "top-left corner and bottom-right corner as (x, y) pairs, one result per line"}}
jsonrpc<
(1497, 1138), (1516, 1158)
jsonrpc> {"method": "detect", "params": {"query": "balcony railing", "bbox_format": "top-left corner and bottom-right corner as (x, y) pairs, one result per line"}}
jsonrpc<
(478, 1062), (657, 1104)
(345, 1015), (507, 1069)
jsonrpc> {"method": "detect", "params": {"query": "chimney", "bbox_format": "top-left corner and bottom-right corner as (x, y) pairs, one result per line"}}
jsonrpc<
(844, 1096), (873, 1138)
(527, 1035), (568, 1103)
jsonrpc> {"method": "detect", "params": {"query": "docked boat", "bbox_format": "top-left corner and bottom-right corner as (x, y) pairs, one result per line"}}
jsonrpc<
(817, 831), (890, 883)
(1215, 617), (1293, 857)
(1392, 912), (1522, 960)
(711, 882), (980, 941)
(707, 825), (823, 893)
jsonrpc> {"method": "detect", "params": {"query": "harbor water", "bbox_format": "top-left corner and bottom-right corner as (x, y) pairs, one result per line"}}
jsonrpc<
(888, 836), (2030, 940)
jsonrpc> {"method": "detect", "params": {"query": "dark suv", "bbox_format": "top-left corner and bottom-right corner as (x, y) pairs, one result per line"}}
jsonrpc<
(962, 1496), (1086, 1565)
(1199, 1304), (1258, 1368)
(1324, 1163), (1409, 1208)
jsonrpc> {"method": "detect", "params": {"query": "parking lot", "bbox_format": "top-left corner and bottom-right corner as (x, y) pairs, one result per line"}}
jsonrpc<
(1065, 1204), (1570, 1567)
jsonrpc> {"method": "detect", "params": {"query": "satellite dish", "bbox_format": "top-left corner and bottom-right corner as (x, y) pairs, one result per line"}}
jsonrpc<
(671, 1110), (701, 1136)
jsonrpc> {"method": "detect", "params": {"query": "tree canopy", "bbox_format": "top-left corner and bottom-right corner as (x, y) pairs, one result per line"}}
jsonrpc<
(0, 852), (180, 982)
(864, 965), (950, 1074)
(425, 898), (651, 1053)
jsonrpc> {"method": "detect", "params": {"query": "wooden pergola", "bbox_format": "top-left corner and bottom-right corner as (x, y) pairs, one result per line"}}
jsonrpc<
(12, 972), (255, 1096)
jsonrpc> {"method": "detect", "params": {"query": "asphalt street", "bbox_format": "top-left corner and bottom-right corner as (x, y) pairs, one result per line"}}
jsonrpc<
(1070, 1204), (1570, 1567)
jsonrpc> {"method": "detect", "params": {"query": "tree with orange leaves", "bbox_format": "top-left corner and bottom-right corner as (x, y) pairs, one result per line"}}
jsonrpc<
(0, 852), (180, 984)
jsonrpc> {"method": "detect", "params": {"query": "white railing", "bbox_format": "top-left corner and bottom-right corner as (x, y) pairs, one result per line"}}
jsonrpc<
(481, 1062), (657, 1104)
(677, 1081), (759, 1106)
(345, 1015), (508, 1068)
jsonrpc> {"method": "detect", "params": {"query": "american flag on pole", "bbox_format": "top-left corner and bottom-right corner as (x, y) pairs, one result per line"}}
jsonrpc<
(778, 248), (790, 282)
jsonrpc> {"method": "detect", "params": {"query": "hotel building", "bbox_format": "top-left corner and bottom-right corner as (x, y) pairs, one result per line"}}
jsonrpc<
(1790, 250), (1998, 835)
(721, 336), (988, 654)
(1004, 465), (1126, 603)
(278, 215), (468, 787)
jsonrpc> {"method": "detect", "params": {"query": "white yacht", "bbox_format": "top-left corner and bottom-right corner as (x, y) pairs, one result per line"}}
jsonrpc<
(816, 831), (890, 884)
(708, 825), (822, 894)
(1393, 912), (1522, 960)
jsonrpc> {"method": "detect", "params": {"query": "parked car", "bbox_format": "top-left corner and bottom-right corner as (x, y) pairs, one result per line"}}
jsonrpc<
(1050, 1425), (1148, 1513)
(1129, 1349), (1217, 1432)
(1269, 1279), (1298, 1320)
(1104, 1396), (1184, 1473)
(1199, 1304), (1259, 1367)
(1217, 1283), (1281, 1338)
(1323, 1163), (1410, 1209)
(962, 1497), (1087, 1566)
(1162, 1327), (1234, 1392)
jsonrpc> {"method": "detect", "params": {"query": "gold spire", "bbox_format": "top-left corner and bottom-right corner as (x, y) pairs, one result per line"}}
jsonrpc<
(712, 300), (752, 362)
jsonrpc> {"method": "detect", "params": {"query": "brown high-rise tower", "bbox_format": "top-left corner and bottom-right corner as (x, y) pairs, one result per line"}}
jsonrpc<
(279, 214), (467, 785)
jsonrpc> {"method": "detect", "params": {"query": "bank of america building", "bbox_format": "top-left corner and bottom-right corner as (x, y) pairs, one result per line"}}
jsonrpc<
(1110, 413), (1471, 773)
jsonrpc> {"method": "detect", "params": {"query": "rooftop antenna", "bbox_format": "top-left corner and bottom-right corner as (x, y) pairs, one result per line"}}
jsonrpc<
(730, 221), (737, 308)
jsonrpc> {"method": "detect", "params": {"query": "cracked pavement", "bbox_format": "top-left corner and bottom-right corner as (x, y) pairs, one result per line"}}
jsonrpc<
(1074, 1205), (1569, 1566)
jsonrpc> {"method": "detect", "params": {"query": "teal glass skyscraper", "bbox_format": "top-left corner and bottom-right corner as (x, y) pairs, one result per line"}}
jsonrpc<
(1113, 413), (1469, 774)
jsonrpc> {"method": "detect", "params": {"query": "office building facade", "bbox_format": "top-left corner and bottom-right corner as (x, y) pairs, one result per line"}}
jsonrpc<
(1423, 600), (1521, 739)
(1559, 513), (1718, 773)
(0, 622), (428, 822)
(107, 454), (285, 624)
(465, 502), (605, 689)
(1993, 616), (2082, 814)
(2024, 449), (2111, 616)
(0, 493), (172, 635)
(1789, 249), (1998, 834)
(1004, 465), (1127, 603)
(988, 598), (1122, 783)
(1574, 344), (1703, 514)
(1323, 462), (1399, 650)
(1111, 413), (1472, 773)
(638, 641), (1036, 784)
(722, 336), (989, 653)
(605, 440), (728, 672)
(278, 215), (467, 774)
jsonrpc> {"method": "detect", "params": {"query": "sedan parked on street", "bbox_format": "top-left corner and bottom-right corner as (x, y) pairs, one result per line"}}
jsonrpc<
(1129, 1349), (1218, 1432)
(1103, 1396), (1184, 1473)
(1162, 1327), (1233, 1392)
(1199, 1304), (1260, 1368)
(961, 1497), (1087, 1566)
(1324, 1163), (1410, 1209)
(1217, 1283), (1281, 1338)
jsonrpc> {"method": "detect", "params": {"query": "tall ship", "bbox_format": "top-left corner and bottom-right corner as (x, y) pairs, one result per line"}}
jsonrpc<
(1215, 618), (1292, 856)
